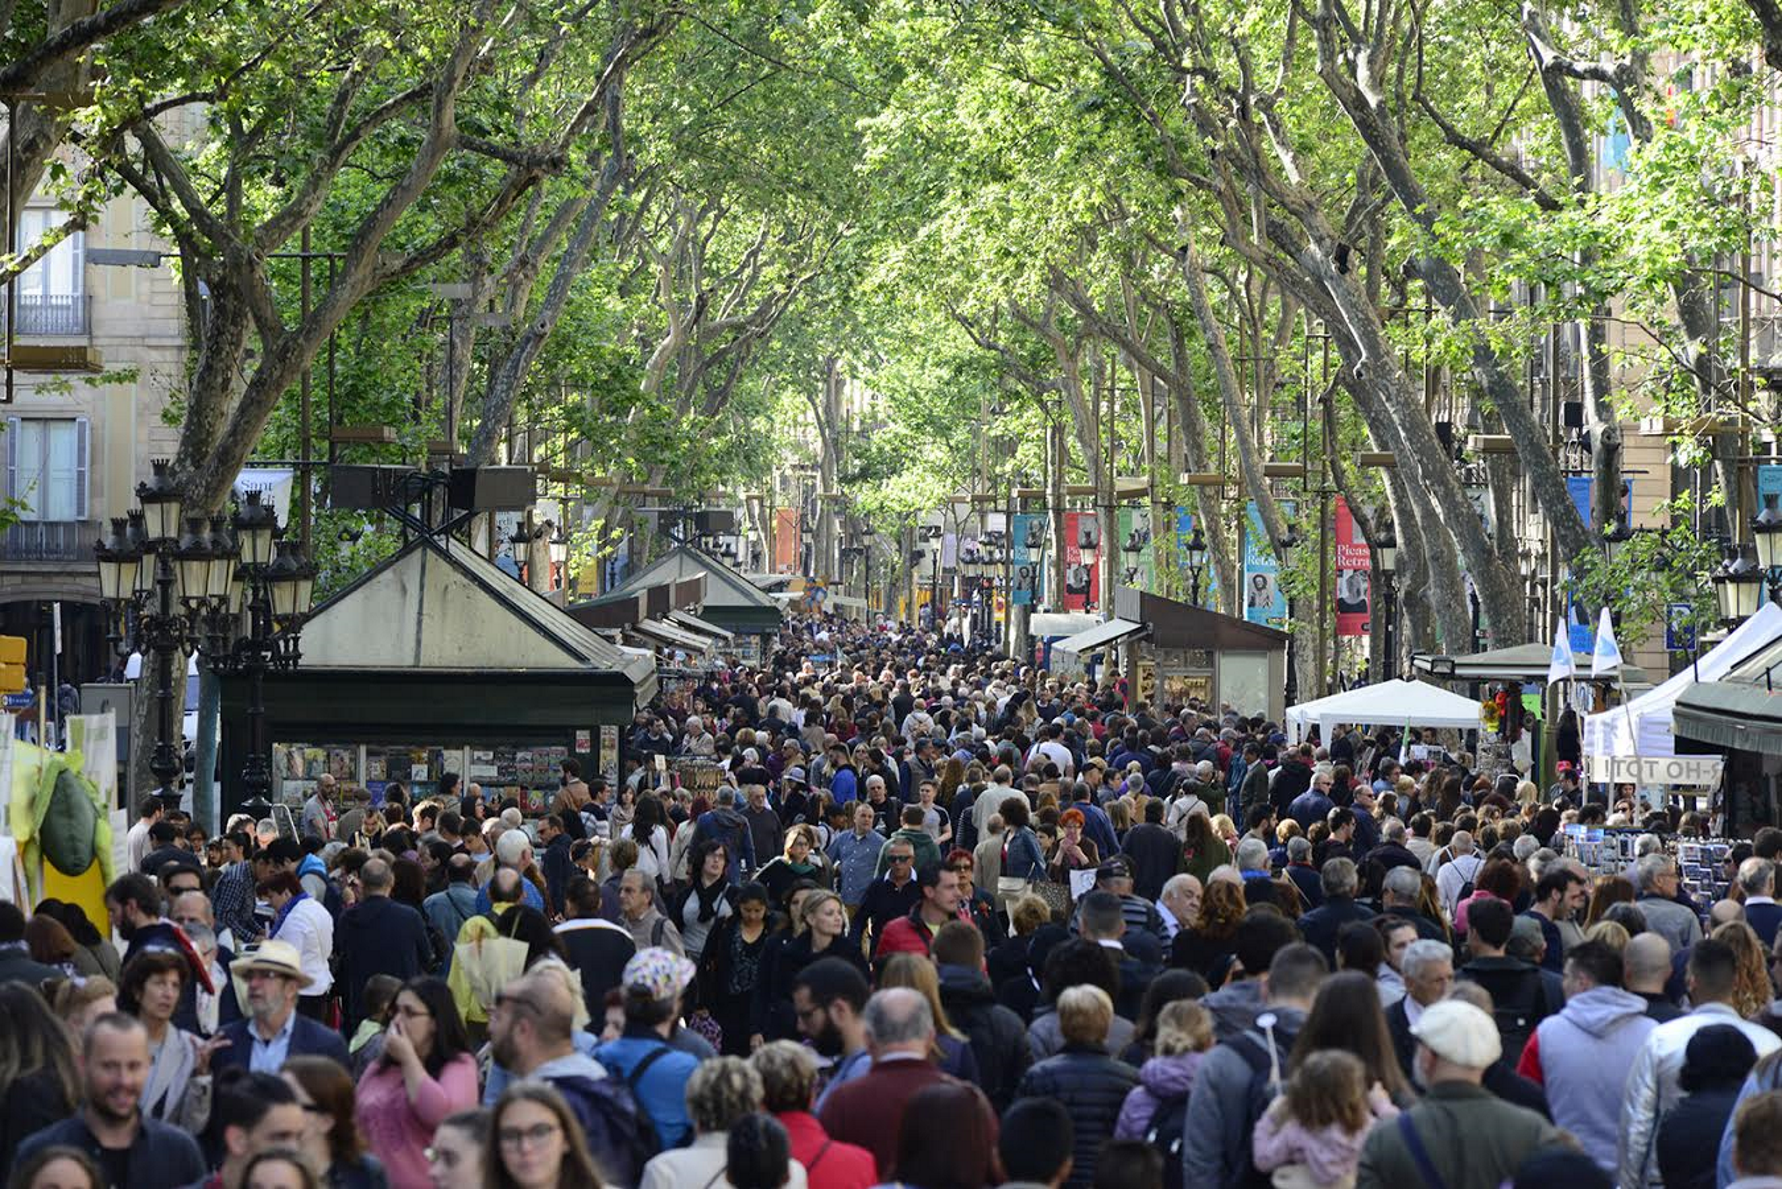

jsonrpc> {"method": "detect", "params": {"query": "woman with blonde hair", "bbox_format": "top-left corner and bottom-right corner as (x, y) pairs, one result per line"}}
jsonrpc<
(1584, 919), (1632, 953)
(876, 953), (980, 1083)
(1114, 999), (1214, 1140)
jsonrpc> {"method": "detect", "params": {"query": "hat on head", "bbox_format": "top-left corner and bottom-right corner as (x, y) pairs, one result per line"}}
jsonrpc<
(783, 766), (807, 786)
(623, 947), (697, 1002)
(1096, 857), (1132, 882)
(1410, 999), (1501, 1068)
(1680, 1024), (1759, 1093)
(232, 940), (305, 981)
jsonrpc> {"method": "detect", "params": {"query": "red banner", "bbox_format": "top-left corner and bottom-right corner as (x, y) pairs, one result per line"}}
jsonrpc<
(773, 508), (800, 574)
(1063, 511), (1100, 612)
(1334, 497), (1370, 637)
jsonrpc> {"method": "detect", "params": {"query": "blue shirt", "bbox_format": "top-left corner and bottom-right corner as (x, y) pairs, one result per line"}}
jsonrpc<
(814, 1047), (871, 1111)
(474, 875), (546, 916)
(249, 1009), (298, 1074)
(594, 1033), (700, 1148)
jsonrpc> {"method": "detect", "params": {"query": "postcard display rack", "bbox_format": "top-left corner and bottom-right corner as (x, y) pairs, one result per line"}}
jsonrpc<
(1561, 825), (1736, 914)
(273, 742), (573, 812)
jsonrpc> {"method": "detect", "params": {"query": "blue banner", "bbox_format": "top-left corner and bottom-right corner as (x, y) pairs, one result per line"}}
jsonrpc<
(1241, 501), (1288, 626)
(1010, 512), (1045, 606)
(1565, 475), (1635, 653)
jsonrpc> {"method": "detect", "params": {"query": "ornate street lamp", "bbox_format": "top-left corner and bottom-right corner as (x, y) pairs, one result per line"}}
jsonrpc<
(1714, 544), (1765, 625)
(1185, 527), (1208, 605)
(1753, 498), (1782, 605)
(1602, 520), (1635, 565)
(1376, 526), (1398, 679)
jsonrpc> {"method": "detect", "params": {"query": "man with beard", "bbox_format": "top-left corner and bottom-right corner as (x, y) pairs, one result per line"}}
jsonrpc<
(103, 872), (213, 994)
(17, 1013), (206, 1187)
(210, 940), (350, 1074)
(794, 956), (873, 1108)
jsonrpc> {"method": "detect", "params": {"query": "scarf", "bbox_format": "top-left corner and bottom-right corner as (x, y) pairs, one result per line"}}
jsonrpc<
(270, 890), (310, 939)
(692, 876), (732, 924)
(141, 1027), (196, 1121)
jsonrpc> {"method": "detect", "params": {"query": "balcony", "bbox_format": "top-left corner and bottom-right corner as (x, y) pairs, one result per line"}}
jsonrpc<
(1, 520), (94, 562)
(3, 293), (88, 337)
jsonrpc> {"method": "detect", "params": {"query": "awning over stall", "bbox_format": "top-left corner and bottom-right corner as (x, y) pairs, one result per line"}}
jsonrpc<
(630, 618), (713, 654)
(1052, 617), (1149, 657)
(1286, 678), (1484, 744)
(666, 609), (734, 641)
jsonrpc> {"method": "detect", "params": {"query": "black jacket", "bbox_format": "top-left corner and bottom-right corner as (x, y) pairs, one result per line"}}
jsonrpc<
(1120, 822), (1183, 901)
(1271, 759), (1313, 816)
(1657, 1085), (1743, 1189)
(0, 945), (62, 989)
(334, 895), (434, 1029)
(1285, 863), (1325, 911)
(554, 917), (636, 1019)
(1367, 841), (1424, 873)
(540, 833), (575, 915)
(938, 962), (1032, 1111)
(1014, 1043), (1140, 1189)
(850, 874), (921, 953)
(1386, 996), (1417, 1078)
(1296, 895), (1377, 967)
(1380, 905), (1449, 942)
(752, 931), (869, 1041)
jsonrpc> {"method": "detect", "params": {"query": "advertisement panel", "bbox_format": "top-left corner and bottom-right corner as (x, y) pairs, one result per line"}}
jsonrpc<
(1010, 511), (1046, 606)
(1564, 476), (1635, 653)
(1241, 501), (1288, 627)
(1334, 497), (1370, 637)
(1117, 506), (1155, 591)
(772, 508), (800, 574)
(1063, 511), (1100, 611)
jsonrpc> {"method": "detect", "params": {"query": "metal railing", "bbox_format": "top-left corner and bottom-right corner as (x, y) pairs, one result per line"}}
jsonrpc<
(1, 519), (94, 561)
(3, 293), (88, 336)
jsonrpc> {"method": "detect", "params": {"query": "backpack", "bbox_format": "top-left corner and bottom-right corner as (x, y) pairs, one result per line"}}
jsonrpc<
(1143, 1091), (1191, 1189)
(550, 1071), (657, 1187)
(1482, 966), (1550, 1058)
(1224, 1029), (1291, 1189)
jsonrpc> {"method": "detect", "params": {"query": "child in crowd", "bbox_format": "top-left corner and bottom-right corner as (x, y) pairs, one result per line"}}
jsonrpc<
(348, 973), (403, 1078)
(1251, 1049), (1398, 1189)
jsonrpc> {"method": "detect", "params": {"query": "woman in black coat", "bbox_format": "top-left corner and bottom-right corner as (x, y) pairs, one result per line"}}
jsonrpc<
(1012, 983), (1138, 1189)
(693, 883), (774, 1056)
(751, 889), (868, 1041)
(1657, 1024), (1760, 1189)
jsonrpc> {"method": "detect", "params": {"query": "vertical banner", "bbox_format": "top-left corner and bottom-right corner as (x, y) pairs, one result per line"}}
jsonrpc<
(772, 508), (800, 574)
(1564, 476), (1636, 653)
(1116, 507), (1155, 591)
(1010, 512), (1045, 606)
(1333, 497), (1371, 637)
(1241, 501), (1288, 626)
(1063, 512), (1099, 611)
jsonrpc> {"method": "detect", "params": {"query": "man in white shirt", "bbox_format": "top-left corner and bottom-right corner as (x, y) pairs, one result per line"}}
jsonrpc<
(972, 766), (1022, 836)
(126, 796), (162, 872)
(1436, 831), (1485, 921)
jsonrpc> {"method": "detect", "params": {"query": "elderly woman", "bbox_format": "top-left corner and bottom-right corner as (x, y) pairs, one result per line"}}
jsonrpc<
(637, 1057), (809, 1189)
(1014, 985), (1139, 1189)
(1047, 809), (1100, 882)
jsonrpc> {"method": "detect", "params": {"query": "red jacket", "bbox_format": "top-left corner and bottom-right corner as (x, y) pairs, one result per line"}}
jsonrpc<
(774, 1110), (876, 1189)
(875, 906), (942, 960)
(817, 1057), (997, 1178)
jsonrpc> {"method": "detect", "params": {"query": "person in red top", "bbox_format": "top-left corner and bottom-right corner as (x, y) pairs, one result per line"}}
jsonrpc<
(875, 863), (964, 961)
(752, 1040), (877, 1189)
(816, 987), (999, 1177)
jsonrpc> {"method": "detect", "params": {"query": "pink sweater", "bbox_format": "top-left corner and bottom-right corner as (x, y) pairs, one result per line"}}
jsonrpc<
(355, 1052), (479, 1187)
(1251, 1100), (1397, 1188)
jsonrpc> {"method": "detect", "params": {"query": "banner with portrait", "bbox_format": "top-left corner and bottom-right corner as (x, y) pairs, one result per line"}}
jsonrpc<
(1063, 511), (1100, 612)
(1010, 511), (1046, 606)
(1334, 497), (1370, 637)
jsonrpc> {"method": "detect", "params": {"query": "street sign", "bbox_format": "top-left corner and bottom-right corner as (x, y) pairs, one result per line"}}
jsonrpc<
(3, 692), (33, 709)
(1664, 604), (1696, 652)
(1586, 754), (1724, 787)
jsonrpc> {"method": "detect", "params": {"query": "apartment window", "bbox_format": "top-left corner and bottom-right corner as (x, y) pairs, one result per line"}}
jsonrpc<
(17, 208), (84, 301)
(6, 417), (89, 521)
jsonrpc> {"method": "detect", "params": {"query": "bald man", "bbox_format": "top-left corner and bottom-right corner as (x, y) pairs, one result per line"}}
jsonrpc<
(1624, 933), (1683, 1023)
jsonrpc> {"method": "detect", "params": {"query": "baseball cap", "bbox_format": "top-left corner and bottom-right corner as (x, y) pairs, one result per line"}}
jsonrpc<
(1410, 999), (1501, 1067)
(623, 947), (697, 1002)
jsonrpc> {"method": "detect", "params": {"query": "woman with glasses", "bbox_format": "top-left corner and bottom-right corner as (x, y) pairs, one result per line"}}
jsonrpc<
(281, 1055), (389, 1189)
(488, 1082), (604, 1189)
(354, 977), (478, 1187)
(672, 839), (738, 962)
(424, 1108), (489, 1189)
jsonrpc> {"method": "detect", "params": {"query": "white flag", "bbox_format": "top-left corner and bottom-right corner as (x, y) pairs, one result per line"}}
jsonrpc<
(1546, 621), (1575, 685)
(1591, 607), (1623, 678)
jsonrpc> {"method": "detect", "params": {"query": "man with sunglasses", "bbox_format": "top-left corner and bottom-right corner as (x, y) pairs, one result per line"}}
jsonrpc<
(851, 841), (921, 958)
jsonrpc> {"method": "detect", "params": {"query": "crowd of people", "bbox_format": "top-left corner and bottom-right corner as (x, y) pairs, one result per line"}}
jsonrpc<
(7, 612), (1782, 1189)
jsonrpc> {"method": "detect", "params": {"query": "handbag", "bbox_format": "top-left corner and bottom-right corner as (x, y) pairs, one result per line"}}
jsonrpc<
(1030, 875), (1072, 920)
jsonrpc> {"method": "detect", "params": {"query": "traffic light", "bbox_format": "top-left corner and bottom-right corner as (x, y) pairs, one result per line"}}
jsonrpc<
(0, 635), (25, 694)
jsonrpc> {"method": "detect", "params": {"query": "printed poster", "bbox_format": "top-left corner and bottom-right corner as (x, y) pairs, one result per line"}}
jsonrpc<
(773, 508), (801, 574)
(1116, 506), (1155, 591)
(1334, 497), (1370, 638)
(1240, 500), (1289, 627)
(1010, 512), (1046, 606)
(1063, 511), (1101, 611)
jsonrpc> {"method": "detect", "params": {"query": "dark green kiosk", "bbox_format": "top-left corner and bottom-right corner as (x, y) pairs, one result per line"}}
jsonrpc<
(219, 534), (656, 820)
(571, 543), (782, 665)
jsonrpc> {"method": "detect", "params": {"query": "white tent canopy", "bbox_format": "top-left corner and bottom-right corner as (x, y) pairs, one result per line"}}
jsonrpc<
(1286, 678), (1484, 744)
(1584, 601), (1782, 759)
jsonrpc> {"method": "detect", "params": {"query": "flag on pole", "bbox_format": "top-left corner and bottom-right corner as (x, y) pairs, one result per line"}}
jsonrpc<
(1546, 620), (1575, 686)
(1591, 607), (1623, 678)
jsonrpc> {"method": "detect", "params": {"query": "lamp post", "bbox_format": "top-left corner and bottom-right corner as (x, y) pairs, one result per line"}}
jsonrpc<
(1278, 531), (1300, 705)
(1185, 527), (1207, 605)
(1714, 543), (1765, 626)
(94, 480), (315, 824)
(1376, 527), (1397, 679)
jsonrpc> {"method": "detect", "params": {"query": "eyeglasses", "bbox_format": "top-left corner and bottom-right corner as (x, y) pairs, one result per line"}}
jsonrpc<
(498, 1123), (561, 1149)
(493, 990), (539, 1015)
(888, 854), (913, 864)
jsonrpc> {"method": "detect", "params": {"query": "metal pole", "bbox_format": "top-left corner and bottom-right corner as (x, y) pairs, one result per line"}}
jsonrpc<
(150, 552), (180, 809)
(4, 97), (16, 407)
(299, 228), (312, 549)
(1318, 491), (1330, 697)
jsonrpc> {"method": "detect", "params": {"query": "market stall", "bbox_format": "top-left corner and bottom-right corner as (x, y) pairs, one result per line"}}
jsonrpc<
(1285, 678), (1484, 745)
(573, 543), (781, 664)
(220, 535), (655, 819)
(1670, 628), (1782, 831)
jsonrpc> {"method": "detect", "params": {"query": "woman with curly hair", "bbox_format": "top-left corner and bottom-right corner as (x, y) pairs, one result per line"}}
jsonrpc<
(1455, 857), (1525, 937)
(1171, 878), (1246, 984)
(1714, 920), (1773, 1020)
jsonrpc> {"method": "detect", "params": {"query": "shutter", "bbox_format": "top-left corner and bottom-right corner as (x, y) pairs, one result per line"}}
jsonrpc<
(73, 417), (89, 521)
(5, 416), (17, 504)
